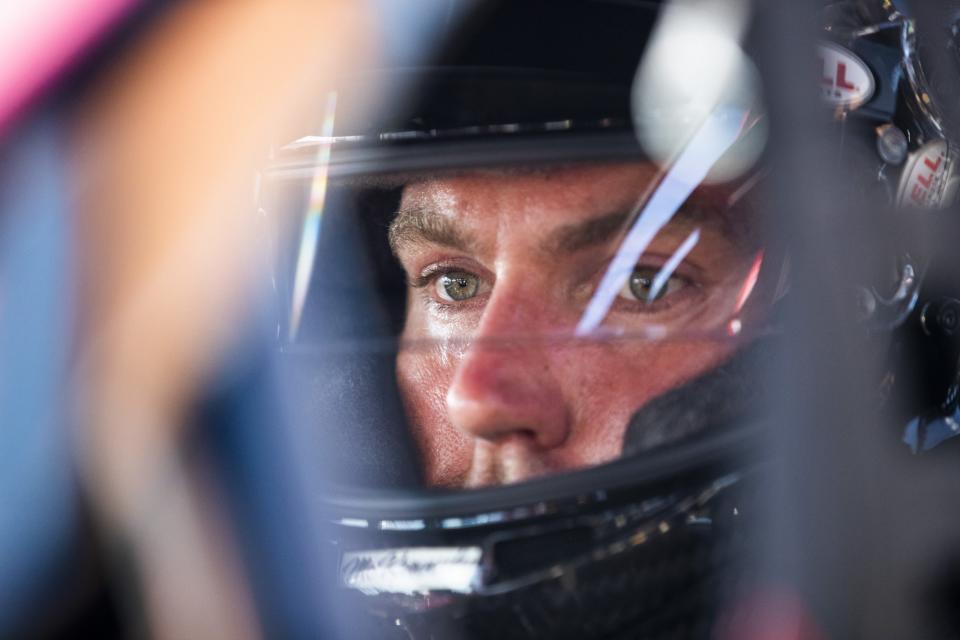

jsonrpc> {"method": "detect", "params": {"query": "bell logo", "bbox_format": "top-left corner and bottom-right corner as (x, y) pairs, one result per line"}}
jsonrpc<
(818, 43), (874, 109)
(897, 139), (950, 208)
(822, 61), (857, 92)
(909, 155), (943, 206)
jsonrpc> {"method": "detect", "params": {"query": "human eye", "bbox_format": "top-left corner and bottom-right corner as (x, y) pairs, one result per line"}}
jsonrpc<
(616, 265), (692, 307)
(409, 263), (491, 306)
(435, 271), (482, 302)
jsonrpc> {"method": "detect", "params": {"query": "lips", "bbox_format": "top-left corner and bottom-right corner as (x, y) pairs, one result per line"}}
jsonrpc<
(463, 436), (561, 488)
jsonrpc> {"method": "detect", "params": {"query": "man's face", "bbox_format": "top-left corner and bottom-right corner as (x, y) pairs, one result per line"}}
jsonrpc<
(390, 162), (760, 488)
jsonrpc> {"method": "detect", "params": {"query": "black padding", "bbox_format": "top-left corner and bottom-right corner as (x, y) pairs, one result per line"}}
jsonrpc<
(281, 352), (422, 488)
(285, 186), (422, 488)
(623, 342), (770, 456)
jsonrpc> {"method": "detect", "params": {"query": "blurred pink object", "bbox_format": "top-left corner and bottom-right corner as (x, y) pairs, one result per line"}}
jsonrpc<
(0, 0), (134, 134)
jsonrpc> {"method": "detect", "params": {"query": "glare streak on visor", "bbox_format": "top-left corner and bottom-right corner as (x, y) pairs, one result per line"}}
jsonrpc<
(647, 228), (700, 302)
(575, 107), (748, 335)
(290, 91), (337, 340)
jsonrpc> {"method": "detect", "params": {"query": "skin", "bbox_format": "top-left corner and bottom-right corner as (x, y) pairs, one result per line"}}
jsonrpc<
(391, 162), (762, 488)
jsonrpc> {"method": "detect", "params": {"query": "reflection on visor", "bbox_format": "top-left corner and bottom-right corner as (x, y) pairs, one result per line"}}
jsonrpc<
(645, 228), (700, 303)
(577, 107), (749, 335)
(289, 91), (338, 341)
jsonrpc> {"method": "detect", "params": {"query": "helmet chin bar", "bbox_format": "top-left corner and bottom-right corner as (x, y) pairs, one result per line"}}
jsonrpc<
(316, 331), (768, 633)
(321, 352), (768, 639)
(333, 468), (755, 640)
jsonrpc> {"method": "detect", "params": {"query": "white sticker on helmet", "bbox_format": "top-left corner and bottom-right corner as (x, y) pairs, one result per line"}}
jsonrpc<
(340, 546), (482, 596)
(897, 139), (951, 207)
(819, 42), (875, 109)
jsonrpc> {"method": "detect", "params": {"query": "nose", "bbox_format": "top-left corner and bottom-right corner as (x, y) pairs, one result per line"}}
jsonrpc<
(445, 288), (571, 449)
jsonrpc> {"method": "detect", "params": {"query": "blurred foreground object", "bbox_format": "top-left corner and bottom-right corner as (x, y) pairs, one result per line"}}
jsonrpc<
(72, 2), (374, 638)
(0, 0), (135, 134)
(0, 2), (141, 635)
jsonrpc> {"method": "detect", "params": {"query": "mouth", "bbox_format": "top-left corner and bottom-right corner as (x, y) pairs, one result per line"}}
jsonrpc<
(463, 437), (557, 488)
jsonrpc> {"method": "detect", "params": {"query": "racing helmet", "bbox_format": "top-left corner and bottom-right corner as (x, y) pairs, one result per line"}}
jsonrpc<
(247, 1), (960, 637)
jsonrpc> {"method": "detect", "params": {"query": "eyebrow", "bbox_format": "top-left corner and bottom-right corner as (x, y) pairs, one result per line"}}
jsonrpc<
(387, 193), (741, 258)
(389, 202), (635, 256)
(388, 203), (474, 255)
(544, 209), (633, 254)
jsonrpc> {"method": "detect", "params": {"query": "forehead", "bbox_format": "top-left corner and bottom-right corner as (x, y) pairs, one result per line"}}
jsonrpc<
(399, 162), (661, 223)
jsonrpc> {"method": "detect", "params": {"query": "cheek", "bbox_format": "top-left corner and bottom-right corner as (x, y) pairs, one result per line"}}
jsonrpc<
(396, 346), (472, 487)
(554, 339), (739, 464)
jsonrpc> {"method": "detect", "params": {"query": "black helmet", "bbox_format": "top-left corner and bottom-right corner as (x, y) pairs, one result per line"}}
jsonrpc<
(242, 1), (960, 637)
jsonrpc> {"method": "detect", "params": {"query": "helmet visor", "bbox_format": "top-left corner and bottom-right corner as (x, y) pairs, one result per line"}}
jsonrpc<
(263, 120), (780, 489)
